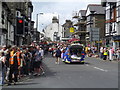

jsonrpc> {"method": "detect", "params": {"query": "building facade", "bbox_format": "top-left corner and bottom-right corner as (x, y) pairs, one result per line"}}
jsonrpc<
(101, 0), (120, 49)
(86, 4), (105, 46)
(0, 1), (33, 46)
(62, 20), (73, 41)
(44, 17), (63, 41)
(0, 1), (14, 46)
(115, 0), (120, 48)
(73, 10), (87, 45)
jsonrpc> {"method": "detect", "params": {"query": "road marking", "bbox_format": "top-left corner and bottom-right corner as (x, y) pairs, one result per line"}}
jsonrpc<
(85, 64), (89, 66)
(93, 67), (108, 72)
(86, 64), (108, 72)
(85, 62), (109, 72)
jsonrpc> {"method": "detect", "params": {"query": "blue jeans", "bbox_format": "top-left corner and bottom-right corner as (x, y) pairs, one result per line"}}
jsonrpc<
(2, 67), (6, 85)
(100, 53), (104, 59)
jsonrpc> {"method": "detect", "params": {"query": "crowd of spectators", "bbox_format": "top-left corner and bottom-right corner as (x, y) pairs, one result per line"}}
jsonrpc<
(85, 46), (120, 61)
(0, 45), (45, 86)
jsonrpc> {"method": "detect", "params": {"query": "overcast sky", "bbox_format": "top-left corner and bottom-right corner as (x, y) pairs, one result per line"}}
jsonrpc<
(31, 0), (101, 32)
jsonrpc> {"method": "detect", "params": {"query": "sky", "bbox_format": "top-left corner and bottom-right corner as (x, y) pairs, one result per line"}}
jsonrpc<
(31, 0), (101, 32)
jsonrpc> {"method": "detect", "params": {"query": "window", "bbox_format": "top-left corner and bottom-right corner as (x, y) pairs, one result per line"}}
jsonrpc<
(106, 23), (110, 35)
(87, 16), (90, 22)
(106, 9), (110, 20)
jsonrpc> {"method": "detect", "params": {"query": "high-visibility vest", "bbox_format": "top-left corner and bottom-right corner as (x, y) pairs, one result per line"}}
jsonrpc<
(16, 51), (21, 66)
(9, 51), (14, 65)
(104, 51), (108, 55)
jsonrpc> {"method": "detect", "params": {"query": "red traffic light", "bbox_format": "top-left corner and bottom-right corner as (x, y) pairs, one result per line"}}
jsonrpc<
(18, 20), (23, 23)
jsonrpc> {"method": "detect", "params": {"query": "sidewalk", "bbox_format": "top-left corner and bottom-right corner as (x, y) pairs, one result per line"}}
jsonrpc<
(87, 53), (119, 62)
(0, 70), (32, 86)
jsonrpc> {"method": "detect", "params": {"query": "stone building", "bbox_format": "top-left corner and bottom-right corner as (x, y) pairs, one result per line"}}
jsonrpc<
(86, 4), (105, 46)
(44, 16), (63, 41)
(0, 1), (33, 46)
(101, 0), (120, 49)
(62, 20), (73, 41)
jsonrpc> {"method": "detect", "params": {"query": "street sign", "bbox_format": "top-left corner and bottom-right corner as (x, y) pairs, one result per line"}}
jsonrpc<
(91, 28), (100, 41)
(92, 37), (99, 41)
(70, 27), (74, 33)
(92, 31), (99, 35)
(92, 35), (99, 38)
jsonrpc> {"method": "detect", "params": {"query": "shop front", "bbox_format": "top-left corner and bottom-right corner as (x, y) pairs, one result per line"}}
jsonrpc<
(112, 35), (120, 49)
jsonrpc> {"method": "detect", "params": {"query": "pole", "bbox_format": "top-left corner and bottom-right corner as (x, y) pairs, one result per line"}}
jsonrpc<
(36, 14), (38, 31)
(36, 14), (38, 42)
(57, 14), (59, 41)
(98, 28), (100, 54)
(98, 40), (100, 54)
(36, 13), (44, 42)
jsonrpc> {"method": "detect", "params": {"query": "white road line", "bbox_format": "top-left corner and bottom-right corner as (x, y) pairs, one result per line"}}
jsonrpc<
(85, 64), (108, 72)
(85, 63), (108, 72)
(85, 64), (89, 66)
(93, 67), (108, 72)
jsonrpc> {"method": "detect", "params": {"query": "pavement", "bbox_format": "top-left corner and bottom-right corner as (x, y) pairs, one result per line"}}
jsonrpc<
(1, 53), (119, 88)
(89, 53), (119, 62)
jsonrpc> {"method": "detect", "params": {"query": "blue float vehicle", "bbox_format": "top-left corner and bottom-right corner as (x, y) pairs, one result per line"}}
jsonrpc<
(62, 43), (85, 64)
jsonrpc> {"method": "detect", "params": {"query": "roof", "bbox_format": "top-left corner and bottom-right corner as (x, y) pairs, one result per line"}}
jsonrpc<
(79, 10), (86, 17)
(87, 4), (105, 14)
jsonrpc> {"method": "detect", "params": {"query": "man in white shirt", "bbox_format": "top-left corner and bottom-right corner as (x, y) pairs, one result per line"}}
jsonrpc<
(39, 48), (44, 58)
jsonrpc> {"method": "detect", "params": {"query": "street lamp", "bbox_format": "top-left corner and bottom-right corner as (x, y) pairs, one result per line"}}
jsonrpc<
(36, 13), (44, 42)
(57, 14), (60, 41)
(36, 12), (44, 31)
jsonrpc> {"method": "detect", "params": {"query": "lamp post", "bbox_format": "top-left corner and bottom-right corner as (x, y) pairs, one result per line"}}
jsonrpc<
(36, 13), (44, 42)
(36, 13), (44, 31)
(57, 14), (60, 41)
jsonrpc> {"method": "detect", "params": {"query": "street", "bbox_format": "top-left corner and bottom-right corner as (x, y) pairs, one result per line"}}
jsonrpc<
(1, 1), (120, 90)
(3, 53), (118, 88)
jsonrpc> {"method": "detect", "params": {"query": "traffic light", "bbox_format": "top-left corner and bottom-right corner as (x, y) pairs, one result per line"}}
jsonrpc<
(16, 17), (24, 35)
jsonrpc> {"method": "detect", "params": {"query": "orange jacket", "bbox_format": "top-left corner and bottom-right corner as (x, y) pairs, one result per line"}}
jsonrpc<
(9, 51), (14, 65)
(16, 51), (21, 66)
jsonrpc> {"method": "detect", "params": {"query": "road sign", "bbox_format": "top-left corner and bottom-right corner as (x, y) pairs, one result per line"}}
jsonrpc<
(91, 28), (100, 41)
(92, 37), (99, 41)
(70, 27), (74, 33)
